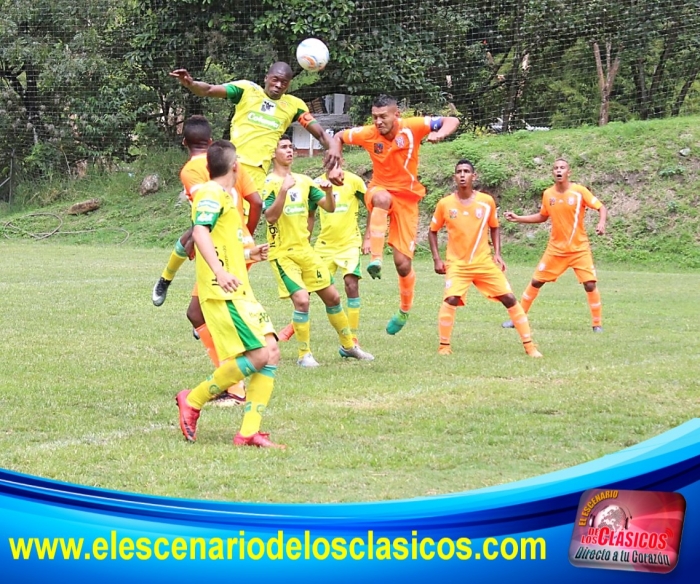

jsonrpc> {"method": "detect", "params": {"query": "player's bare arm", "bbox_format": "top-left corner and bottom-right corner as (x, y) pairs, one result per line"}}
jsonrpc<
(264, 174), (296, 224)
(428, 230), (446, 274)
(326, 135), (345, 185)
(596, 203), (608, 235)
(248, 243), (269, 263)
(170, 69), (228, 98)
(504, 211), (548, 224)
(426, 116), (460, 143)
(244, 191), (263, 236)
(315, 179), (336, 213)
(192, 224), (241, 292)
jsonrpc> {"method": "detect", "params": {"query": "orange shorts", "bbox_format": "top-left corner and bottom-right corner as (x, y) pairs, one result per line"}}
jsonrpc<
(366, 186), (420, 258)
(533, 249), (597, 283)
(444, 261), (512, 306)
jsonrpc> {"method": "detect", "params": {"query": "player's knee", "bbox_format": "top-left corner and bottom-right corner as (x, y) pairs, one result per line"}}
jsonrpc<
(187, 302), (204, 328)
(344, 276), (359, 297)
(395, 258), (412, 277)
(583, 281), (597, 292)
(445, 296), (461, 307)
(372, 191), (391, 209)
(246, 347), (269, 371)
(499, 293), (517, 308)
(291, 293), (310, 312)
(531, 279), (545, 289)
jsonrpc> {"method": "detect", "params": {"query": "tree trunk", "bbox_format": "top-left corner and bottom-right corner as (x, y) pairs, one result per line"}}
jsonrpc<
(593, 41), (622, 126)
(672, 69), (699, 116)
(647, 27), (678, 118)
(634, 57), (649, 119)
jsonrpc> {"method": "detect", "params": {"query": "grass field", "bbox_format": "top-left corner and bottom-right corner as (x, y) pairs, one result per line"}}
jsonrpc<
(0, 241), (698, 503)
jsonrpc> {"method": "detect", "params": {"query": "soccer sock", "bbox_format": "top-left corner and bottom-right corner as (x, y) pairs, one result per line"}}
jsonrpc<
(188, 356), (258, 410)
(520, 283), (541, 313)
(326, 304), (355, 349)
(507, 303), (535, 352)
(293, 310), (311, 358)
(239, 365), (276, 437)
(195, 324), (220, 367)
(346, 297), (361, 340)
(586, 288), (602, 326)
(398, 269), (416, 312)
(438, 301), (457, 346)
(160, 239), (188, 281)
(369, 207), (389, 262)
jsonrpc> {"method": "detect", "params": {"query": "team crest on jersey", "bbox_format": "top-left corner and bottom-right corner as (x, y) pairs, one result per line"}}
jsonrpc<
(449, 209), (458, 219)
(568, 196), (575, 205)
(288, 189), (300, 202)
(475, 208), (483, 219)
(260, 100), (277, 114)
(374, 143), (384, 154)
(549, 197), (556, 206)
(395, 135), (405, 148)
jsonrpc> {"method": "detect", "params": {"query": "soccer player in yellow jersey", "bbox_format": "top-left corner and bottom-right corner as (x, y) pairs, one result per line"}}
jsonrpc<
(278, 168), (369, 346)
(175, 140), (284, 449)
(503, 159), (607, 332)
(428, 160), (542, 358)
(170, 63), (338, 192)
(262, 136), (374, 367)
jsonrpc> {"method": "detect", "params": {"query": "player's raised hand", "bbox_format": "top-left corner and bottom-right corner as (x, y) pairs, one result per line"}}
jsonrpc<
(327, 166), (344, 186)
(250, 244), (269, 262)
(433, 258), (446, 275)
(281, 173), (296, 192)
(316, 177), (333, 193)
(169, 69), (194, 88)
(215, 270), (241, 293)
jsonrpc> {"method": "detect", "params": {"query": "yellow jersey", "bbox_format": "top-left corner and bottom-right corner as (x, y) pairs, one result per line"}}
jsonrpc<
(314, 171), (366, 252)
(225, 81), (309, 171)
(262, 172), (326, 260)
(191, 181), (254, 302)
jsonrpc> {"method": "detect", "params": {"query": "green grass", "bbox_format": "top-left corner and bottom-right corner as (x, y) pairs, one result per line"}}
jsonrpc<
(1, 241), (698, 503)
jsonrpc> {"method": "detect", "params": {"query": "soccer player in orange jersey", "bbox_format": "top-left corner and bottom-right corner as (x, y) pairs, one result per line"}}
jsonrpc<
(428, 160), (542, 358)
(328, 95), (459, 335)
(502, 158), (607, 332)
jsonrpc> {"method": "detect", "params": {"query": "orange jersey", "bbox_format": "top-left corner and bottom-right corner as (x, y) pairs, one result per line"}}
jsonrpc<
(341, 117), (434, 199)
(539, 183), (602, 253)
(180, 154), (209, 201)
(430, 192), (499, 266)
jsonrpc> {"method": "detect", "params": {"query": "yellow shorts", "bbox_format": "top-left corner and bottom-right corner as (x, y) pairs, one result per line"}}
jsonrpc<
(270, 247), (332, 299)
(200, 298), (275, 363)
(444, 261), (512, 306)
(240, 162), (268, 193)
(366, 186), (420, 259)
(314, 244), (362, 279)
(533, 249), (597, 283)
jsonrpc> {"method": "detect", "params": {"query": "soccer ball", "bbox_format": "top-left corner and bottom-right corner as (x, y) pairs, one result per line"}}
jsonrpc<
(296, 38), (330, 72)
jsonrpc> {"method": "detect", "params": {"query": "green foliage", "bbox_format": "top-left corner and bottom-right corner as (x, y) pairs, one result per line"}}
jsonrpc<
(474, 159), (510, 188)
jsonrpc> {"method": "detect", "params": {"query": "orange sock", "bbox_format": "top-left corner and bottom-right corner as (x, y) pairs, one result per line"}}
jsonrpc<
(520, 283), (541, 313)
(399, 269), (416, 312)
(369, 207), (389, 261)
(507, 303), (535, 352)
(438, 301), (457, 346)
(587, 288), (602, 326)
(195, 324), (220, 367)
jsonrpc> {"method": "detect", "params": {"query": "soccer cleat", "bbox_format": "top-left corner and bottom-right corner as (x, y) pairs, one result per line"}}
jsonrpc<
(592, 326), (604, 333)
(525, 347), (543, 358)
(501, 319), (515, 329)
(210, 391), (246, 407)
(339, 345), (374, 361)
(386, 310), (409, 335)
(192, 327), (200, 340)
(438, 344), (452, 355)
(297, 353), (320, 367)
(366, 260), (382, 280)
(277, 323), (295, 342)
(152, 277), (172, 306)
(234, 431), (286, 449)
(175, 389), (201, 442)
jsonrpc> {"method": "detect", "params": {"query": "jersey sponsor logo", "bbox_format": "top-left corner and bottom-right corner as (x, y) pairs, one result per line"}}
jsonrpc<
(333, 203), (349, 213)
(195, 212), (214, 223)
(283, 204), (307, 215)
(374, 143), (384, 154)
(247, 111), (282, 130)
(288, 189), (300, 202)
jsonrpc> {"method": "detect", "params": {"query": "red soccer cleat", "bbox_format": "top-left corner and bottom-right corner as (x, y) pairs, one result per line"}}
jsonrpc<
(175, 389), (201, 442)
(277, 323), (295, 342)
(233, 431), (286, 449)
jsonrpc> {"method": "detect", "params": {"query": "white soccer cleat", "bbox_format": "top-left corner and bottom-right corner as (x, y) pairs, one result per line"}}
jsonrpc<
(297, 353), (320, 367)
(339, 345), (375, 361)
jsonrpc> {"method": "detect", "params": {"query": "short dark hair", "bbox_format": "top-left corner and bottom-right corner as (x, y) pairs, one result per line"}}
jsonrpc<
(183, 115), (211, 146)
(206, 140), (237, 179)
(455, 159), (475, 172)
(278, 134), (293, 144)
(372, 94), (398, 108)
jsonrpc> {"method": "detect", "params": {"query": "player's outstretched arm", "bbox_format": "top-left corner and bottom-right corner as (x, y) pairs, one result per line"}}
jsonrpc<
(504, 211), (547, 224)
(326, 135), (345, 184)
(596, 203), (608, 235)
(315, 178), (336, 213)
(244, 192), (263, 236)
(170, 69), (228, 99)
(426, 116), (460, 143)
(428, 229), (446, 274)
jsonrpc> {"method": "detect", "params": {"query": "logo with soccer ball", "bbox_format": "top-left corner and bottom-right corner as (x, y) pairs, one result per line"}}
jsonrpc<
(296, 38), (330, 72)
